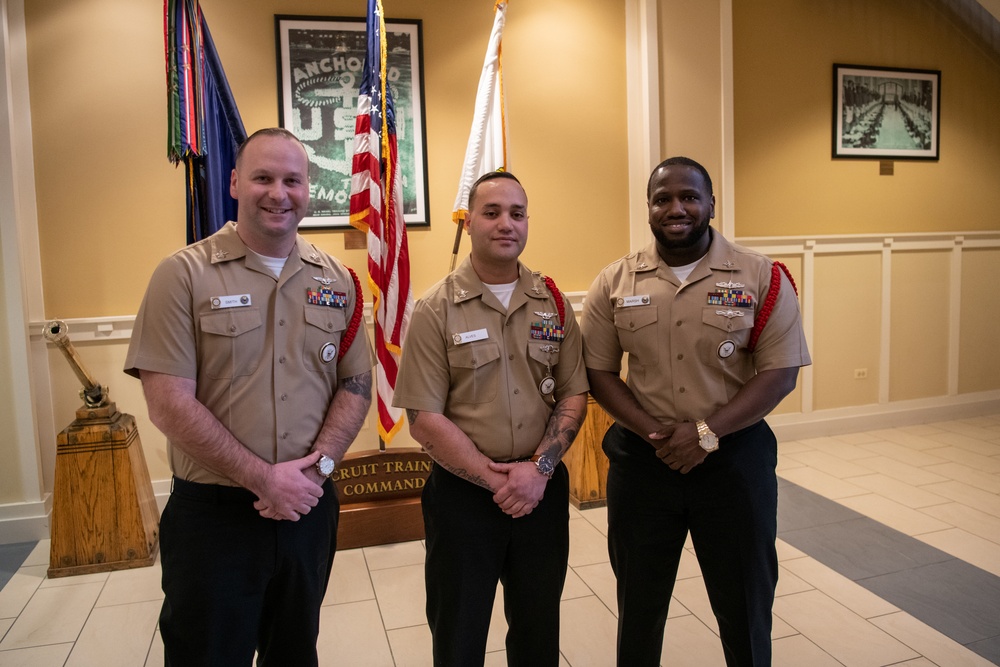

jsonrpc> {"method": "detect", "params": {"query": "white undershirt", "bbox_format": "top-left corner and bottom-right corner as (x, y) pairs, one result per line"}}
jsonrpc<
(484, 280), (519, 309)
(250, 249), (288, 279)
(670, 258), (703, 284)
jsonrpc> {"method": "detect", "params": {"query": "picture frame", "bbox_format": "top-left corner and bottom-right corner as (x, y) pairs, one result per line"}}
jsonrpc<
(275, 15), (430, 228)
(832, 64), (940, 160)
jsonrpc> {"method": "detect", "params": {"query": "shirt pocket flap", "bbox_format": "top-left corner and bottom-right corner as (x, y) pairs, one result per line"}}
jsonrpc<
(304, 305), (347, 333)
(447, 341), (501, 370)
(613, 305), (658, 332)
(200, 309), (262, 338)
(701, 307), (755, 332)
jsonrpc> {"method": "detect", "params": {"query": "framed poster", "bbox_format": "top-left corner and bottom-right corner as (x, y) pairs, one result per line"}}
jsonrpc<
(276, 15), (430, 228)
(833, 64), (940, 160)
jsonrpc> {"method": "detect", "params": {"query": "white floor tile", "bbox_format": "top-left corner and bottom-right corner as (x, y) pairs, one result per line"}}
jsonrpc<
(919, 502), (1000, 544)
(0, 582), (104, 650)
(843, 472), (949, 509)
(325, 547), (375, 605)
(0, 565), (46, 619)
(772, 590), (918, 666)
(660, 613), (727, 667)
(567, 515), (609, 568)
(95, 563), (163, 607)
(917, 527), (1000, 577)
(870, 611), (996, 667)
(572, 561), (618, 618)
(559, 595), (618, 667)
(780, 556), (898, 619)
(0, 642), (73, 666)
(364, 540), (426, 571)
(318, 599), (394, 666)
(370, 563), (426, 630)
(838, 493), (952, 536)
(921, 479), (1000, 519)
(65, 599), (160, 667)
(772, 633), (843, 666)
(385, 624), (432, 667)
(144, 630), (163, 667)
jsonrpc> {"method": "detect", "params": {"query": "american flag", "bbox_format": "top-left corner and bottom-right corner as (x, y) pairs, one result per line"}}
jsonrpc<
(349, 0), (413, 445)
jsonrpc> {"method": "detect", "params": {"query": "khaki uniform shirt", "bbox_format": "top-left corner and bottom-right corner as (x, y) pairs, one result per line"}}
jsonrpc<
(393, 258), (589, 461)
(582, 230), (810, 424)
(124, 222), (374, 485)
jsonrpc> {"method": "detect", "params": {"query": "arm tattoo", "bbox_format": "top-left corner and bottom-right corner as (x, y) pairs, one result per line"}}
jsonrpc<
(406, 409), (419, 426)
(540, 402), (582, 459)
(340, 371), (372, 397)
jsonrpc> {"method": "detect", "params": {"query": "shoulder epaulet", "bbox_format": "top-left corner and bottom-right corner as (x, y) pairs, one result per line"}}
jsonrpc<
(747, 261), (797, 353)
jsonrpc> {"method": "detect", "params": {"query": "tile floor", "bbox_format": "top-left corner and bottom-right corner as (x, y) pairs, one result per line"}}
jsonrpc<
(1, 414), (999, 666)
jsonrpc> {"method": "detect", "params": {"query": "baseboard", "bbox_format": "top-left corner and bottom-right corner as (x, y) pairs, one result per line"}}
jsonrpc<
(767, 390), (1000, 440)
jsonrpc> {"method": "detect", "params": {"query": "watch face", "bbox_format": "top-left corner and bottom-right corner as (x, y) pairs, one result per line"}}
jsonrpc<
(535, 455), (556, 477)
(318, 456), (335, 477)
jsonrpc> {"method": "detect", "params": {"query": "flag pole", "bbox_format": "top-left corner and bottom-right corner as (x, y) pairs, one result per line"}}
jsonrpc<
(449, 218), (464, 272)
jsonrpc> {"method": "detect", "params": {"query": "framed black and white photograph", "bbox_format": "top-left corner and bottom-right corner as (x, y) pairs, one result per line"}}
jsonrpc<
(275, 15), (430, 228)
(833, 64), (940, 160)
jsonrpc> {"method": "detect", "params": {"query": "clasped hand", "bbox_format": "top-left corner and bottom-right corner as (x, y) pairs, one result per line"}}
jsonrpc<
(253, 450), (325, 521)
(649, 422), (707, 474)
(487, 461), (548, 519)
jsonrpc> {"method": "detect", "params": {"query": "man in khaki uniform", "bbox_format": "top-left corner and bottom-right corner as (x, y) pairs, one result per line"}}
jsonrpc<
(394, 171), (588, 666)
(124, 128), (373, 666)
(582, 157), (811, 666)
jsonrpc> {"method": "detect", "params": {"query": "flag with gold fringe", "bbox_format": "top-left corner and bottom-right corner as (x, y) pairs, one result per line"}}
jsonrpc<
(349, 0), (414, 445)
(165, 0), (246, 243)
(452, 0), (509, 228)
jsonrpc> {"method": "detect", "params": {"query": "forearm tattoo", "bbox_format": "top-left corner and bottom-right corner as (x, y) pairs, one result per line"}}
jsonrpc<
(341, 371), (372, 397)
(413, 425), (492, 490)
(540, 402), (582, 459)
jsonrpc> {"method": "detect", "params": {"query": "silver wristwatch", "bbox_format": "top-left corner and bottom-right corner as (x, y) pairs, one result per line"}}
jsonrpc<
(695, 420), (719, 453)
(531, 454), (556, 478)
(316, 454), (336, 478)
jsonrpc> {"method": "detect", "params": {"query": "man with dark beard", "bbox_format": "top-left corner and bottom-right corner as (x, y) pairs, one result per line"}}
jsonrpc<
(581, 156), (810, 666)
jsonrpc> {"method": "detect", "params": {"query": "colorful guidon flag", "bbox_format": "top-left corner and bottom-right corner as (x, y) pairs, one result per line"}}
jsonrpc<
(349, 0), (414, 446)
(164, 0), (246, 242)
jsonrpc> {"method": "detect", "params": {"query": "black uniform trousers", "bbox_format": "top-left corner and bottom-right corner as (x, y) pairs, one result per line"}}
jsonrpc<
(159, 477), (339, 667)
(604, 420), (779, 667)
(422, 462), (570, 667)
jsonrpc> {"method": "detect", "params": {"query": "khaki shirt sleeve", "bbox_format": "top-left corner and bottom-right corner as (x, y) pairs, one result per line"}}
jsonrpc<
(581, 270), (624, 373)
(393, 298), (450, 414)
(552, 297), (590, 400)
(751, 266), (812, 371)
(124, 255), (198, 380)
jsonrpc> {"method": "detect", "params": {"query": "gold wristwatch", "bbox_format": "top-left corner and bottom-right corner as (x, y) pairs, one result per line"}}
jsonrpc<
(695, 420), (719, 453)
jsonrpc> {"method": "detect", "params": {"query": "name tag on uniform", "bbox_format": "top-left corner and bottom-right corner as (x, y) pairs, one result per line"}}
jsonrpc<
(210, 294), (251, 309)
(616, 295), (650, 308)
(452, 328), (489, 345)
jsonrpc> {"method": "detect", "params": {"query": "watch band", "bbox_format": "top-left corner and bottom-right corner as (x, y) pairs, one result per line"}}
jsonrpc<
(696, 420), (719, 452)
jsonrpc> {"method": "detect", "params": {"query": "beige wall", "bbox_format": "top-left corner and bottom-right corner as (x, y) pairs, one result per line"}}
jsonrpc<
(960, 248), (1000, 393)
(733, 0), (1000, 236)
(26, 0), (629, 320)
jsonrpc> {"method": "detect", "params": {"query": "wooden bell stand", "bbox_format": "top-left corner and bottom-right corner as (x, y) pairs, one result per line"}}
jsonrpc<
(562, 396), (613, 509)
(44, 321), (159, 578)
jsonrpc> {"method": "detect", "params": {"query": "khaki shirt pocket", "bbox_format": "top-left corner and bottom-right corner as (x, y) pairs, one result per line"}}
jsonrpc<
(199, 308), (264, 379)
(699, 307), (755, 365)
(613, 305), (659, 367)
(303, 305), (348, 374)
(447, 341), (501, 404)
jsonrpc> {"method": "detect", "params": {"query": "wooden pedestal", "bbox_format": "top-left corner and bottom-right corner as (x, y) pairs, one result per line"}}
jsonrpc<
(334, 448), (432, 551)
(48, 402), (160, 578)
(563, 396), (613, 509)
